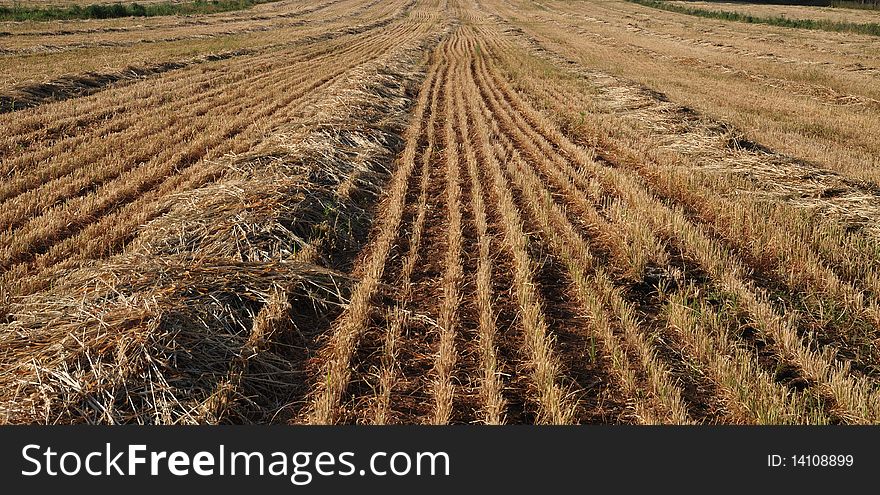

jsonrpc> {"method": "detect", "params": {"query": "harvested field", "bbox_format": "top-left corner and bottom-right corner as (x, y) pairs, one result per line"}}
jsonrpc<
(1, 0), (880, 424)
(667, 1), (880, 25)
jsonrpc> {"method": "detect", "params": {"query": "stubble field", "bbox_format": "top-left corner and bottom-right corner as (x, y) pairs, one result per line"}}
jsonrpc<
(2, 0), (880, 425)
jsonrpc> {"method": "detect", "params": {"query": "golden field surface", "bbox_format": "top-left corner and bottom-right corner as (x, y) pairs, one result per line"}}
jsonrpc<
(1, 0), (880, 424)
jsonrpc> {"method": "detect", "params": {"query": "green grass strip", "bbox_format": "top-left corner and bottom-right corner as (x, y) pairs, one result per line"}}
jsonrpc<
(0, 0), (281, 22)
(627, 0), (880, 37)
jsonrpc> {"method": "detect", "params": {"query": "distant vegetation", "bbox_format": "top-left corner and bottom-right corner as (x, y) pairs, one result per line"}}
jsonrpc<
(629, 0), (880, 36)
(672, 0), (880, 8)
(0, 0), (281, 21)
(833, 0), (880, 9)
